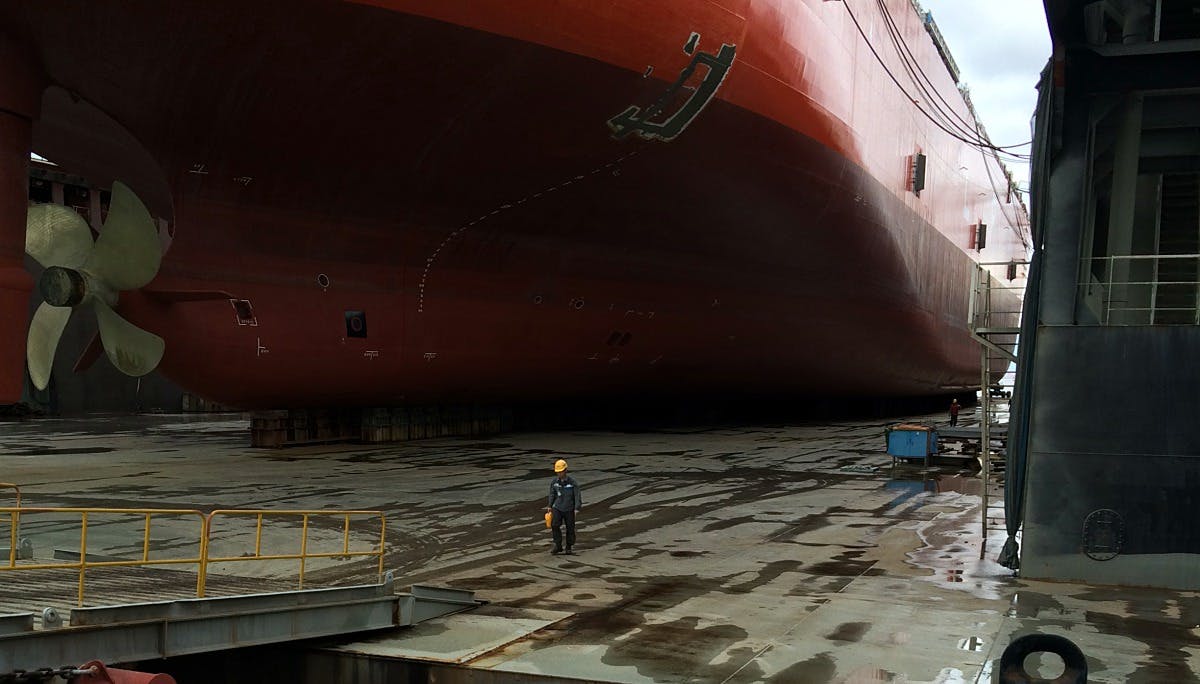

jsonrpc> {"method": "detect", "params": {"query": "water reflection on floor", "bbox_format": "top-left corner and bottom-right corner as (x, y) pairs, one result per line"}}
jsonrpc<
(1, 411), (1193, 683)
(888, 465), (990, 496)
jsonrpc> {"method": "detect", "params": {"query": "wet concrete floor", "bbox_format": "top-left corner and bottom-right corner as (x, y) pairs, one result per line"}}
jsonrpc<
(1, 411), (1197, 683)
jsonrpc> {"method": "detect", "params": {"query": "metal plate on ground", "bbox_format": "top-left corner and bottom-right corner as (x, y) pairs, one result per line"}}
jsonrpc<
(326, 605), (571, 664)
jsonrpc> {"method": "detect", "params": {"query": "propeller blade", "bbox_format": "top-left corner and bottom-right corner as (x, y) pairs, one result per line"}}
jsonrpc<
(25, 204), (93, 269)
(85, 182), (161, 291)
(94, 299), (164, 378)
(26, 302), (73, 390)
(72, 332), (105, 374)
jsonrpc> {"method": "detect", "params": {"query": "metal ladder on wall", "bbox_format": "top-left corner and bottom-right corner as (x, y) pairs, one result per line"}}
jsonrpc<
(967, 261), (1026, 557)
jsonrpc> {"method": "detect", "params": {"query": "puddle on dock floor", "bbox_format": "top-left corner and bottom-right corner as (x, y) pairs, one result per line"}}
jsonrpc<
(1, 413), (1195, 683)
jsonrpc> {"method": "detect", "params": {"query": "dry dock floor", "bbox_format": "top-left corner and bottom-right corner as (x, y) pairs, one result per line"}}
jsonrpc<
(1, 412), (1196, 683)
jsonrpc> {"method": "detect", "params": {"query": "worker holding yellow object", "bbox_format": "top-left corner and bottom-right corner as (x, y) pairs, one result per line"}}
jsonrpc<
(546, 458), (581, 555)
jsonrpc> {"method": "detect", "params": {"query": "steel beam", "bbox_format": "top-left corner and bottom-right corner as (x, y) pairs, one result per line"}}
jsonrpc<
(0, 579), (482, 674)
(0, 614), (33, 637)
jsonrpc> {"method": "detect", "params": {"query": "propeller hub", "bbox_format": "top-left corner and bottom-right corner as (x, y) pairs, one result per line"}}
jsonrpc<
(38, 266), (86, 307)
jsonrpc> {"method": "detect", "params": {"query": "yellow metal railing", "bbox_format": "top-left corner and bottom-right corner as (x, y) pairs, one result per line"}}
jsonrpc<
(0, 505), (386, 605)
(0, 507), (207, 606)
(200, 509), (386, 596)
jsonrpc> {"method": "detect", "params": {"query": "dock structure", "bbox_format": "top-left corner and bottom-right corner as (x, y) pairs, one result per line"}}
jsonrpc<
(937, 426), (1008, 461)
(1, 414), (1196, 681)
(0, 495), (479, 675)
(1013, 0), (1200, 590)
(1, 575), (478, 675)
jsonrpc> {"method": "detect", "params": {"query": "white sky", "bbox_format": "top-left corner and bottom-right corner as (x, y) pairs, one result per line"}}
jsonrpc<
(917, 0), (1053, 192)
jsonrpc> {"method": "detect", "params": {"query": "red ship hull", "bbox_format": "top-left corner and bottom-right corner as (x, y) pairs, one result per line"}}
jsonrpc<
(0, 1), (1027, 408)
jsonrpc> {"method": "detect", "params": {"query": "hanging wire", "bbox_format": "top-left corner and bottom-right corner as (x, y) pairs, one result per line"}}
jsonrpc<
(839, 0), (1032, 155)
(873, 0), (995, 145)
(872, 0), (1032, 163)
(843, 0), (1034, 244)
(878, 0), (1032, 159)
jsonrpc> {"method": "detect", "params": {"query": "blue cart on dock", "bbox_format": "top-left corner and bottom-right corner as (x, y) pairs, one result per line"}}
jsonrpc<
(885, 424), (938, 466)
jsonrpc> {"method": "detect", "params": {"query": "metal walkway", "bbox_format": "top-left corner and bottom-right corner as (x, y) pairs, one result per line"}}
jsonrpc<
(0, 574), (480, 673)
(0, 496), (481, 676)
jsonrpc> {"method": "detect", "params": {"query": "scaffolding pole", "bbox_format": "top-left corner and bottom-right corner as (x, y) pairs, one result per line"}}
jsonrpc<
(980, 343), (990, 560)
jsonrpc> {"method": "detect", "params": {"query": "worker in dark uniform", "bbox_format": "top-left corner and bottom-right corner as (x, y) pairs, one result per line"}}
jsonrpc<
(546, 458), (581, 555)
(949, 398), (960, 427)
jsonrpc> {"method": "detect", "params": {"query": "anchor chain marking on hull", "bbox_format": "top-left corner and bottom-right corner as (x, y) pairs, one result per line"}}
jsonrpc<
(607, 34), (737, 142)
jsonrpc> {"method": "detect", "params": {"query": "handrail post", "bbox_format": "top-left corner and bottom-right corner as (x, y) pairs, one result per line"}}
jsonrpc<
(11, 486), (17, 556)
(980, 343), (990, 559)
(198, 513), (211, 598)
(984, 275), (992, 329)
(7, 510), (15, 567)
(78, 511), (88, 607)
(298, 514), (309, 590)
(378, 514), (386, 581)
(342, 515), (350, 556)
(1106, 255), (1115, 324)
(142, 513), (152, 562)
(255, 513), (263, 557)
(1149, 255), (1158, 324)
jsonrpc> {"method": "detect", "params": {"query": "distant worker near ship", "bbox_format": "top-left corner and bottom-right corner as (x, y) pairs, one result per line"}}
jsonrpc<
(949, 398), (960, 427)
(546, 458), (581, 555)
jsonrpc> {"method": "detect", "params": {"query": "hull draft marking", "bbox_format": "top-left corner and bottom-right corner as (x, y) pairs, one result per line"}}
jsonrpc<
(608, 34), (736, 142)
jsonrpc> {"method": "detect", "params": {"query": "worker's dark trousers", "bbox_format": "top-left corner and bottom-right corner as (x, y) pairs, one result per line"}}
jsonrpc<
(551, 509), (576, 550)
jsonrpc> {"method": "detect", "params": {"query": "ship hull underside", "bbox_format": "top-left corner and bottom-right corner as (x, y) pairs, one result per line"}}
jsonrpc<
(4, 2), (1005, 408)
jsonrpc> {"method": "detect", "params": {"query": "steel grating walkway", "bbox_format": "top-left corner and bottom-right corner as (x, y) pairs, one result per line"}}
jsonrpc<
(0, 565), (296, 629)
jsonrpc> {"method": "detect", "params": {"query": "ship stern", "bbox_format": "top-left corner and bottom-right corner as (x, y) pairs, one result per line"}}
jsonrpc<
(0, 35), (42, 404)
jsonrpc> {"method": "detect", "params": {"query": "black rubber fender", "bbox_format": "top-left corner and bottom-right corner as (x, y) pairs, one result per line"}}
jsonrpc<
(999, 633), (1087, 683)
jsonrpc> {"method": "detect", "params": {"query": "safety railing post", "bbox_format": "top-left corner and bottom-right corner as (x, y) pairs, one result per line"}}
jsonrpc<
(255, 513), (263, 557)
(198, 513), (211, 598)
(142, 513), (152, 562)
(967, 265), (980, 330)
(378, 515), (386, 582)
(298, 514), (309, 589)
(1151, 256), (1160, 323)
(984, 275), (993, 329)
(980, 343), (990, 560)
(7, 510), (15, 568)
(78, 511), (88, 607)
(1106, 255), (1115, 324)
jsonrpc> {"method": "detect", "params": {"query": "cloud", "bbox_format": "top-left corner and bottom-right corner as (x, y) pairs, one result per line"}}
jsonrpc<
(918, 0), (1052, 186)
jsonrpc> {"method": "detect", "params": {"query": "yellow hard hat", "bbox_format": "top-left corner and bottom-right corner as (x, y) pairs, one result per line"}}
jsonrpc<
(554, 459), (568, 473)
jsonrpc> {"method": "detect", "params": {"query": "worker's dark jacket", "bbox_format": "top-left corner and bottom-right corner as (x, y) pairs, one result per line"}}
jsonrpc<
(548, 476), (581, 512)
